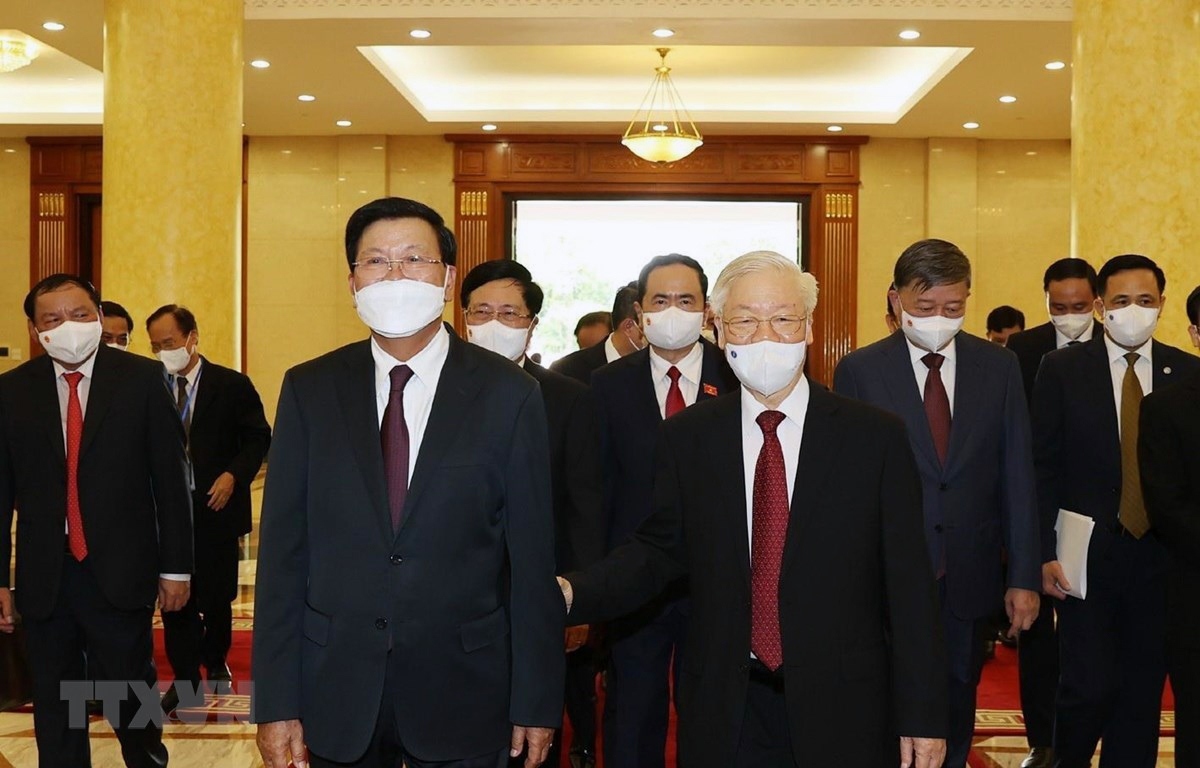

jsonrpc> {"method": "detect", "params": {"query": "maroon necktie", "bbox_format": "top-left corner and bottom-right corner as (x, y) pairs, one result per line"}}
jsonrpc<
(64, 372), (88, 561)
(921, 353), (951, 466)
(381, 365), (414, 532)
(665, 366), (686, 418)
(751, 410), (788, 671)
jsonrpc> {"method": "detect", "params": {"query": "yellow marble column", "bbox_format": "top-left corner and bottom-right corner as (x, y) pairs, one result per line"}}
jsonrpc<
(102, 0), (243, 366)
(1072, 0), (1200, 351)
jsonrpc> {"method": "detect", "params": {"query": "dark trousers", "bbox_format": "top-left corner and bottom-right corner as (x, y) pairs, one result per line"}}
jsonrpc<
(1054, 533), (1167, 768)
(161, 531), (238, 690)
(1018, 598), (1058, 748)
(939, 581), (991, 768)
(734, 664), (796, 768)
(22, 556), (167, 768)
(1167, 570), (1198, 768)
(603, 597), (687, 768)
(309, 646), (508, 768)
(542, 647), (598, 767)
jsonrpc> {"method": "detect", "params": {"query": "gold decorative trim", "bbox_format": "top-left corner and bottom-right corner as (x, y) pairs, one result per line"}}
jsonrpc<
(461, 190), (488, 216)
(824, 192), (853, 219)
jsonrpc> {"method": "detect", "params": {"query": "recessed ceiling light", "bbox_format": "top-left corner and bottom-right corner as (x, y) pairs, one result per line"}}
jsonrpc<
(1045, 60), (1066, 70)
(963, 122), (980, 129)
(297, 94), (316, 102)
(827, 125), (844, 132)
(409, 29), (432, 39)
(898, 29), (921, 40)
(3, 148), (16, 154)
(481, 124), (498, 131)
(250, 59), (270, 69)
(372, 145), (384, 150)
(1025, 150), (1039, 156)
(336, 120), (352, 127)
(42, 21), (65, 31)
(999, 95), (1017, 103)
(652, 28), (675, 38)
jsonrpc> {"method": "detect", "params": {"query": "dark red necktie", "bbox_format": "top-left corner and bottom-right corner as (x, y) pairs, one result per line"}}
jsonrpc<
(64, 372), (88, 561)
(665, 366), (686, 418)
(381, 365), (414, 532)
(921, 353), (951, 466)
(751, 410), (788, 670)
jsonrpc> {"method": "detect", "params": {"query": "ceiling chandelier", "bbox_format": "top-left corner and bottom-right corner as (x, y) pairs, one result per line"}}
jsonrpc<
(0, 38), (36, 73)
(622, 48), (703, 164)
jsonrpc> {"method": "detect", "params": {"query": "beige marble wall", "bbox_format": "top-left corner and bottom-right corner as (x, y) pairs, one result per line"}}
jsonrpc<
(0, 142), (31, 375)
(857, 137), (1072, 348)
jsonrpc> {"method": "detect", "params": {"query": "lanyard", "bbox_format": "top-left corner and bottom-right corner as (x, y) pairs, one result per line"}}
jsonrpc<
(166, 363), (203, 425)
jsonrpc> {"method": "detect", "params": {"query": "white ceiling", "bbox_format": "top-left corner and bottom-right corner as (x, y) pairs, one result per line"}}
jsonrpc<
(0, 0), (1073, 140)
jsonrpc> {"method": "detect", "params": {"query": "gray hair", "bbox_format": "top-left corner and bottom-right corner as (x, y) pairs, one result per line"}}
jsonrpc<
(893, 239), (972, 292)
(711, 250), (819, 317)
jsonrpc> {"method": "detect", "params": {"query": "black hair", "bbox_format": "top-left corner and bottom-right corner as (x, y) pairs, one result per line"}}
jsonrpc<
(886, 284), (897, 321)
(344, 197), (457, 270)
(1042, 257), (1098, 294)
(146, 304), (198, 335)
(24, 274), (101, 321)
(636, 253), (708, 303)
(459, 259), (544, 315)
(893, 239), (972, 292)
(99, 301), (134, 334)
(574, 311), (612, 336)
(1097, 254), (1166, 296)
(611, 282), (639, 326)
(1186, 285), (1200, 326)
(986, 305), (1026, 333)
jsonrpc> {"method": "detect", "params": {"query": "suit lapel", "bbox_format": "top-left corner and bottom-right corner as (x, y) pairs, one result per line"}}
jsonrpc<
(335, 341), (393, 545)
(1082, 337), (1121, 450)
(697, 340), (734, 401)
(632, 350), (662, 423)
(945, 336), (983, 476)
(1151, 341), (1186, 391)
(781, 386), (839, 582)
(79, 347), (115, 460)
(879, 333), (942, 473)
(190, 356), (219, 426)
(32, 357), (66, 466)
(710, 395), (750, 592)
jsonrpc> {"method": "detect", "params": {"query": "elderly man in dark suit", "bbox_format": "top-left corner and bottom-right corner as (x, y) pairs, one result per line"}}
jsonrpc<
(551, 282), (643, 385)
(0, 274), (193, 768)
(833, 238), (1041, 768)
(562, 250), (947, 768)
(1036, 255), (1200, 768)
(252, 197), (563, 768)
(459, 259), (605, 768)
(145, 304), (271, 714)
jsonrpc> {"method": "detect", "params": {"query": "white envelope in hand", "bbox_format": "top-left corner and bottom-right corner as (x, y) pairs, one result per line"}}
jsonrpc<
(1054, 509), (1094, 600)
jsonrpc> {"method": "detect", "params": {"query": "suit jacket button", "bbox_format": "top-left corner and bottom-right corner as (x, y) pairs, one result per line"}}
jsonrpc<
(390, 554), (403, 564)
(375, 618), (388, 630)
(934, 524), (944, 533)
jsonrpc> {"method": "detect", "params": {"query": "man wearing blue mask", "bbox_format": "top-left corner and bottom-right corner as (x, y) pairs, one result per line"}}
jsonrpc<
(589, 253), (738, 768)
(1035, 254), (1200, 768)
(253, 197), (562, 768)
(833, 238), (1042, 768)
(560, 251), (947, 768)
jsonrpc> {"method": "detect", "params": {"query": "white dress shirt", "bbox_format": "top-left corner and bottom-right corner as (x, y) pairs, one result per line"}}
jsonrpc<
(740, 378), (809, 558)
(371, 326), (450, 482)
(604, 334), (622, 363)
(905, 336), (958, 415)
(1104, 333), (1154, 435)
(649, 341), (703, 418)
(1054, 322), (1095, 349)
(169, 357), (203, 424)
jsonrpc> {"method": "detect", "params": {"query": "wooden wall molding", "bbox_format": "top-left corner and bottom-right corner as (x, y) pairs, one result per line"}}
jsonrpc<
(448, 133), (864, 384)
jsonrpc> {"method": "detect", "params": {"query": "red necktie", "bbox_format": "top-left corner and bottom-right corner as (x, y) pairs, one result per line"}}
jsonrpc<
(751, 410), (788, 670)
(64, 372), (88, 561)
(921, 353), (951, 466)
(381, 365), (414, 532)
(665, 366), (686, 418)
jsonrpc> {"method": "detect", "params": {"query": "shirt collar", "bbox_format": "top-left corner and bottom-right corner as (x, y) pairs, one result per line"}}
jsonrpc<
(175, 357), (203, 387)
(604, 334), (622, 363)
(51, 349), (99, 381)
(740, 374), (811, 427)
(649, 340), (704, 385)
(1055, 322), (1095, 348)
(371, 324), (450, 391)
(1103, 332), (1153, 365)
(905, 335), (957, 366)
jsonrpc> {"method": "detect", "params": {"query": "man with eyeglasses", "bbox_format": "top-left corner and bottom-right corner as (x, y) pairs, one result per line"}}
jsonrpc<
(461, 259), (605, 768)
(833, 239), (1041, 768)
(557, 250), (947, 768)
(253, 197), (563, 768)
(589, 253), (738, 768)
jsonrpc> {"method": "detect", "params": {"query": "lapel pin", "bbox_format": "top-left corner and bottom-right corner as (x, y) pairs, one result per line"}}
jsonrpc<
(702, 383), (718, 397)
(1164, 366), (1172, 375)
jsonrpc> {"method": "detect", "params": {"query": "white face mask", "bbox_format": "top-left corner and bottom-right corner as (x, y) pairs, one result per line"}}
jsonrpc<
(725, 340), (807, 398)
(38, 320), (102, 366)
(157, 340), (194, 375)
(466, 319), (531, 362)
(641, 306), (704, 351)
(106, 343), (129, 352)
(1102, 304), (1160, 348)
(1049, 311), (1094, 341)
(899, 311), (964, 352)
(354, 275), (447, 339)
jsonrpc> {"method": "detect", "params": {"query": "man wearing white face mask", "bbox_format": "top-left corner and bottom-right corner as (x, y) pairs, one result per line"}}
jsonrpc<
(588, 253), (738, 768)
(0, 274), (193, 767)
(1033, 254), (1200, 768)
(254, 197), (562, 768)
(558, 251), (948, 768)
(460, 259), (605, 768)
(833, 238), (1042, 768)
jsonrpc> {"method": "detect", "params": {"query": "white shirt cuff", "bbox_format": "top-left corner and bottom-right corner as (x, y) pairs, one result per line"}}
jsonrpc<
(159, 573), (191, 582)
